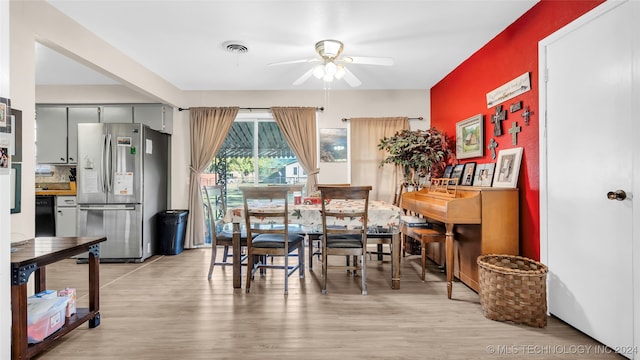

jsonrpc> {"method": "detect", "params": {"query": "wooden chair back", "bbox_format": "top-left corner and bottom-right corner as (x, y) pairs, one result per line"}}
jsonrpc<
(240, 185), (305, 295)
(318, 185), (372, 295)
(204, 184), (247, 280)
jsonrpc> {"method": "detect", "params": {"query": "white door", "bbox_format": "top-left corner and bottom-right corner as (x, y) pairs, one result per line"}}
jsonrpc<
(540, 1), (637, 358)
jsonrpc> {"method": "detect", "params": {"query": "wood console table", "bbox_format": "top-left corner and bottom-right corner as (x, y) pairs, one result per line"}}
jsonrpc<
(11, 236), (106, 360)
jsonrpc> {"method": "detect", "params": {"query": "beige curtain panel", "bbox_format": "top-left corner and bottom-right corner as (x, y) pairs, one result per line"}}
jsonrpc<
(185, 107), (239, 249)
(271, 107), (319, 193)
(350, 117), (409, 203)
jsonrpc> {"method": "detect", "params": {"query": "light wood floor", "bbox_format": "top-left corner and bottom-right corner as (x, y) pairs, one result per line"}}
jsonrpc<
(34, 248), (623, 360)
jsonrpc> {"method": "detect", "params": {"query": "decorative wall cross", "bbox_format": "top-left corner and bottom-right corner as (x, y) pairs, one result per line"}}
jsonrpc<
(521, 106), (534, 125)
(488, 138), (498, 159)
(491, 105), (507, 136)
(508, 122), (522, 145)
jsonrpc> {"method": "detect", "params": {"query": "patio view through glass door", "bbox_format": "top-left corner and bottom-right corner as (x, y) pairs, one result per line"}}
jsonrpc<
(201, 114), (306, 243)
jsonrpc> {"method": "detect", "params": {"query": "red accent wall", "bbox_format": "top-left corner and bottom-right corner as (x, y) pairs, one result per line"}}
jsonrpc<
(430, 0), (603, 261)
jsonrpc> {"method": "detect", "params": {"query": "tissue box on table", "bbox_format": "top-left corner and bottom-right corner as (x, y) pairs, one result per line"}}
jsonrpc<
(58, 288), (77, 317)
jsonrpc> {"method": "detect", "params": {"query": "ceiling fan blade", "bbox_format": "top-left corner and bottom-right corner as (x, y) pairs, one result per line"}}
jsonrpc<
(342, 68), (362, 87)
(269, 58), (320, 66)
(343, 56), (394, 66)
(293, 68), (314, 86)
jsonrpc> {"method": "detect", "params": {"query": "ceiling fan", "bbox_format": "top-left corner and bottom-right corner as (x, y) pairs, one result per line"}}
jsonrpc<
(269, 39), (394, 87)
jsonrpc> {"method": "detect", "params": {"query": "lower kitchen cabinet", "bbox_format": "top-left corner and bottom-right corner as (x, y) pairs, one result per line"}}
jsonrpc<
(56, 196), (77, 237)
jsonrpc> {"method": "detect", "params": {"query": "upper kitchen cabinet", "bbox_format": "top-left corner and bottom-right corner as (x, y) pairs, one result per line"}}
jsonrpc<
(36, 105), (68, 164)
(37, 105), (101, 164)
(133, 104), (173, 134)
(100, 105), (134, 123)
(36, 103), (173, 164)
(68, 106), (100, 164)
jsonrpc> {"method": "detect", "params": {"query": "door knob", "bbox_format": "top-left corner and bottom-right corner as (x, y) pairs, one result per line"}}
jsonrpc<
(607, 190), (627, 201)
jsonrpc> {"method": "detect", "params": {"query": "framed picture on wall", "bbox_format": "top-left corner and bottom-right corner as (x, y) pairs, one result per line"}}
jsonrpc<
(456, 114), (484, 159)
(319, 128), (347, 162)
(473, 163), (496, 187)
(460, 162), (476, 186)
(492, 147), (523, 188)
(449, 164), (465, 185)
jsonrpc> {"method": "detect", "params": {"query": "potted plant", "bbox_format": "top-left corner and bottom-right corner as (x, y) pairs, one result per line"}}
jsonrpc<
(377, 128), (455, 186)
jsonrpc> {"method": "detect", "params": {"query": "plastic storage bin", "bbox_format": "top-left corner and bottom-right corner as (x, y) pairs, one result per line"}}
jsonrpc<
(157, 210), (189, 255)
(27, 296), (69, 343)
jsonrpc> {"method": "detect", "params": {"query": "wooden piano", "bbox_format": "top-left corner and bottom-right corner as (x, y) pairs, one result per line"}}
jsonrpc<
(401, 182), (519, 298)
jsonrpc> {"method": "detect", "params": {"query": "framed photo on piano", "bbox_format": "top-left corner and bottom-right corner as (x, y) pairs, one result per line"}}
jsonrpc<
(449, 164), (465, 185)
(442, 165), (454, 179)
(473, 163), (496, 187)
(492, 147), (523, 188)
(460, 162), (476, 186)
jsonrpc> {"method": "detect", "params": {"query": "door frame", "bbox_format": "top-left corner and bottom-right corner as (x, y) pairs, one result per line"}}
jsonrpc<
(539, 0), (639, 354)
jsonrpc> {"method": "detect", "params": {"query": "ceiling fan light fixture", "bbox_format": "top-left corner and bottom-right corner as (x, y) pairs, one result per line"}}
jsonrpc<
(312, 65), (325, 79)
(324, 61), (337, 76)
(335, 64), (346, 79)
(315, 39), (344, 59)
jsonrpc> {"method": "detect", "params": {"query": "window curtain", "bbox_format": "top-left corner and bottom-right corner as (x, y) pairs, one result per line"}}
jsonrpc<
(185, 107), (239, 249)
(350, 117), (410, 203)
(271, 107), (318, 193)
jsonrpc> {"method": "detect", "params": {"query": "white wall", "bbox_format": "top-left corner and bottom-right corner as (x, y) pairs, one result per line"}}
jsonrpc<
(1, 0), (10, 356)
(37, 84), (158, 104)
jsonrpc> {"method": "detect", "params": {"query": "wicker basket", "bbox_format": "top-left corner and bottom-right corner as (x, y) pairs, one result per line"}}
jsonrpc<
(477, 254), (548, 328)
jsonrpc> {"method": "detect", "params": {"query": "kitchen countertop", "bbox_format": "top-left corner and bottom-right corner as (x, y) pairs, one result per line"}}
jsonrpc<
(35, 182), (77, 196)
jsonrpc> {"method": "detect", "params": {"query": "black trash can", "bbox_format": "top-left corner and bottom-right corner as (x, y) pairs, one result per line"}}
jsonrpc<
(157, 210), (189, 255)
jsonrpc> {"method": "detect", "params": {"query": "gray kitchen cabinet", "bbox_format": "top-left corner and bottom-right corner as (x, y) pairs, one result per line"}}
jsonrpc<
(36, 103), (171, 165)
(55, 196), (77, 237)
(68, 106), (100, 164)
(100, 105), (133, 123)
(35, 105), (68, 164)
(133, 104), (173, 134)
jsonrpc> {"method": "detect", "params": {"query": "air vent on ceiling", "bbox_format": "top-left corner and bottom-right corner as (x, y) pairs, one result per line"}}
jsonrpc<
(222, 41), (248, 54)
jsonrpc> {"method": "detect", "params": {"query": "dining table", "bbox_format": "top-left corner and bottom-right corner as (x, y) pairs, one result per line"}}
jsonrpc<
(225, 199), (404, 290)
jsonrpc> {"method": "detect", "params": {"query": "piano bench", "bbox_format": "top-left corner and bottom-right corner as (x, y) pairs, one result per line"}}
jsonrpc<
(402, 225), (446, 281)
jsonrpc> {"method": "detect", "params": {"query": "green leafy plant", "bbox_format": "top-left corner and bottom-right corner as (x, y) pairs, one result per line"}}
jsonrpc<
(377, 128), (455, 184)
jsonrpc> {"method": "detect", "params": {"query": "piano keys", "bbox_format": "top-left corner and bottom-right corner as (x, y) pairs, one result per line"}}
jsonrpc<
(401, 186), (519, 298)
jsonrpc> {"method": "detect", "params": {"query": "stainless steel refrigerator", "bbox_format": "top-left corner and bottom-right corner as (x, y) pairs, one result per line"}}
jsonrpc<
(76, 123), (169, 262)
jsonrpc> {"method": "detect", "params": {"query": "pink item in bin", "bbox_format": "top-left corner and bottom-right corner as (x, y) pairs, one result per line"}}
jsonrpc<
(58, 288), (77, 317)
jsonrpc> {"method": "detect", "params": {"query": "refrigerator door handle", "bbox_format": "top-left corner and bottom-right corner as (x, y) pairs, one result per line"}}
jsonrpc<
(105, 133), (113, 192)
(100, 134), (107, 192)
(78, 206), (136, 211)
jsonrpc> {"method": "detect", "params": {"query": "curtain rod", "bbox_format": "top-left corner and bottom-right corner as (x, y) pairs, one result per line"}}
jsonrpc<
(341, 116), (423, 122)
(178, 106), (324, 112)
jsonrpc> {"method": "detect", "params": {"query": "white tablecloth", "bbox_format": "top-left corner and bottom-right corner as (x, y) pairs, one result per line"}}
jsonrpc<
(227, 199), (402, 231)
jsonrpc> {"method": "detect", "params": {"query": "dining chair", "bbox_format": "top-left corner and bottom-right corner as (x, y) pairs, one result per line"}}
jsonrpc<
(203, 185), (248, 280)
(366, 182), (407, 262)
(307, 183), (351, 271)
(241, 185), (305, 295)
(318, 185), (372, 295)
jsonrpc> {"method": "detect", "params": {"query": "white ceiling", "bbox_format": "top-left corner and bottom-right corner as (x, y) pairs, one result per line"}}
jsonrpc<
(37, 0), (539, 91)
